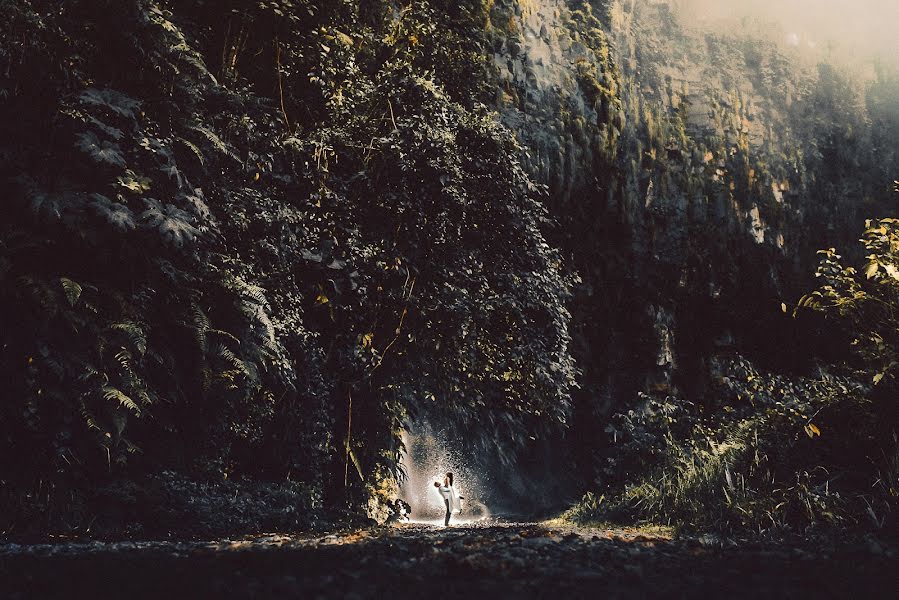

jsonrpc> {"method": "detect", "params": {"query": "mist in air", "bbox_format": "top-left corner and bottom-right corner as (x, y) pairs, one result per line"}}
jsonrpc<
(672, 0), (899, 65)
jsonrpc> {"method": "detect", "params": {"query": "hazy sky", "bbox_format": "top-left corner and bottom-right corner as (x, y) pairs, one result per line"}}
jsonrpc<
(674, 0), (899, 65)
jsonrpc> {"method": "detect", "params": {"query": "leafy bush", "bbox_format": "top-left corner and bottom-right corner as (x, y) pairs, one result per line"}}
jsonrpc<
(0, 0), (575, 534)
(573, 213), (899, 533)
(798, 216), (899, 387)
(571, 356), (874, 532)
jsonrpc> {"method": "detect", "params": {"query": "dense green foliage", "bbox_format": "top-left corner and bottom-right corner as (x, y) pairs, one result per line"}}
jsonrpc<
(1, 0), (897, 537)
(572, 215), (899, 532)
(801, 215), (899, 387)
(0, 0), (575, 534)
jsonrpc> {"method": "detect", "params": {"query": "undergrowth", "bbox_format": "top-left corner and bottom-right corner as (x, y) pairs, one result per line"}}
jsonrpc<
(568, 355), (897, 534)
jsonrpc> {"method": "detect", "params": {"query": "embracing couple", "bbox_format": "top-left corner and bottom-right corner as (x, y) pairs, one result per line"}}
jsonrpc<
(433, 472), (463, 526)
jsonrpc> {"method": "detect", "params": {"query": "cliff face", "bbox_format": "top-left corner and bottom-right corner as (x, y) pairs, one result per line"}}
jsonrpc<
(486, 0), (898, 484)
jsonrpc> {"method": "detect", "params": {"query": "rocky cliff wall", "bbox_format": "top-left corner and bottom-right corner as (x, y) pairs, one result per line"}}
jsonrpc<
(484, 0), (898, 486)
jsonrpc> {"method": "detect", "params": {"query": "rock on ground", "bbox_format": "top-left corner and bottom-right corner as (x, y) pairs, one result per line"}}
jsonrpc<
(0, 521), (896, 598)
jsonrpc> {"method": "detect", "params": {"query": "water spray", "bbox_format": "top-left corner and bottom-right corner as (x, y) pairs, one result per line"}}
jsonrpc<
(397, 426), (491, 525)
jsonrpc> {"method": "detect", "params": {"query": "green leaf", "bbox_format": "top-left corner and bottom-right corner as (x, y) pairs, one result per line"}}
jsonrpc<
(139, 198), (199, 247)
(109, 322), (147, 356)
(348, 447), (364, 481)
(78, 87), (141, 118)
(102, 385), (141, 416)
(188, 124), (240, 162)
(884, 264), (899, 281)
(60, 277), (82, 307)
(865, 261), (879, 279)
(89, 194), (136, 232)
(873, 373), (884, 385)
(177, 137), (206, 166)
(117, 170), (152, 193)
(76, 131), (126, 167)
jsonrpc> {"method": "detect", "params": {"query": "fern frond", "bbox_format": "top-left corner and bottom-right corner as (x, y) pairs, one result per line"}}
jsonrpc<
(218, 370), (240, 390)
(189, 302), (209, 353)
(79, 400), (102, 432)
(242, 358), (260, 384)
(102, 385), (141, 416)
(188, 124), (239, 162)
(176, 137), (205, 167)
(109, 322), (147, 356)
(207, 328), (241, 345)
(59, 277), (82, 307)
(213, 344), (259, 386)
(171, 41), (217, 84)
(135, 385), (152, 407)
(114, 348), (133, 374)
(215, 344), (245, 373)
(244, 283), (268, 306)
(223, 274), (269, 309)
(77, 366), (106, 385)
(254, 304), (277, 350)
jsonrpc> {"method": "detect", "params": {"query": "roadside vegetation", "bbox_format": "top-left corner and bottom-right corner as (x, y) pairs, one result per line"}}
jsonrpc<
(570, 213), (899, 534)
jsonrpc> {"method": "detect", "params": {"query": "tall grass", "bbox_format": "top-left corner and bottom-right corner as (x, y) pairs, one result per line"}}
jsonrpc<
(569, 356), (897, 534)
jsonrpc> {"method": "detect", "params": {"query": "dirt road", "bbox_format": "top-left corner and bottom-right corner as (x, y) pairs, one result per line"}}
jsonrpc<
(1, 520), (895, 598)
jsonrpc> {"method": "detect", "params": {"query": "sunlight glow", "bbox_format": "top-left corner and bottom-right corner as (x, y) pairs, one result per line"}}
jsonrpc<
(398, 428), (491, 523)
